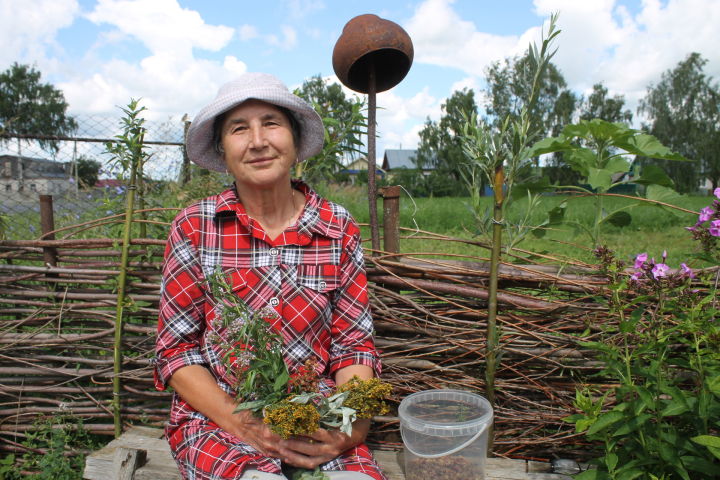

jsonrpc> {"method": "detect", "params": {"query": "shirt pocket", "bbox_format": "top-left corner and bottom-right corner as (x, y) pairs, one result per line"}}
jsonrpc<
(216, 267), (266, 312)
(295, 264), (341, 294)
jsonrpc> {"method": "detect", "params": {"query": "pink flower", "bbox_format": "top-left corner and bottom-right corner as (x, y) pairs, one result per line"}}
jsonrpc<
(652, 263), (670, 279)
(714, 187), (720, 199)
(680, 263), (695, 279)
(710, 219), (720, 237)
(630, 271), (643, 281)
(699, 206), (715, 223)
(634, 252), (648, 269)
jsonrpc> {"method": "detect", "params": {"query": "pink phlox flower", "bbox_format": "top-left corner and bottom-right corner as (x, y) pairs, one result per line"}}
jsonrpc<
(652, 263), (670, 279)
(709, 219), (720, 237)
(634, 252), (648, 269)
(714, 187), (720, 199)
(699, 206), (715, 223)
(680, 263), (695, 279)
(630, 271), (644, 281)
(662, 250), (667, 261)
(685, 226), (697, 232)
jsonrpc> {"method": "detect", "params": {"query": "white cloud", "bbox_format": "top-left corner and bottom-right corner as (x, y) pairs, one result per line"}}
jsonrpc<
(532, 0), (720, 115)
(282, 0), (325, 19)
(239, 24), (259, 41)
(405, 0), (522, 77)
(86, 0), (234, 57)
(266, 25), (298, 50)
(54, 0), (244, 119)
(0, 0), (79, 67)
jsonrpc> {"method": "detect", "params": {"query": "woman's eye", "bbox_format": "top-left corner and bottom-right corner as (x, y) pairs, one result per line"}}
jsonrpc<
(232, 125), (248, 133)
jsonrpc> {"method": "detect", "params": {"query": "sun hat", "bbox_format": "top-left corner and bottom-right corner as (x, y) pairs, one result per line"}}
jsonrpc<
(186, 72), (324, 172)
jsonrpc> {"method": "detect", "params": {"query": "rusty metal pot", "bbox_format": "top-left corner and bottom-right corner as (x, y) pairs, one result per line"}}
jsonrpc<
(332, 14), (414, 93)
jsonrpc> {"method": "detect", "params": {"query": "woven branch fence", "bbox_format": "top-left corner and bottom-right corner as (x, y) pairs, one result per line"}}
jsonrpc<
(0, 197), (620, 462)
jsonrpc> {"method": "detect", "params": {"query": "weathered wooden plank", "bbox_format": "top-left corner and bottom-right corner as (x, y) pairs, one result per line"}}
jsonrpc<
(84, 427), (574, 480)
(83, 426), (180, 480)
(113, 447), (146, 480)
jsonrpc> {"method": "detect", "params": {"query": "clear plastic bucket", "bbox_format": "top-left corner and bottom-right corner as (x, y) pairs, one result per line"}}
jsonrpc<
(399, 389), (493, 480)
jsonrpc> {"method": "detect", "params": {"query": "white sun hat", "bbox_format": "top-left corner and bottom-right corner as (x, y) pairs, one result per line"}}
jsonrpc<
(186, 72), (324, 172)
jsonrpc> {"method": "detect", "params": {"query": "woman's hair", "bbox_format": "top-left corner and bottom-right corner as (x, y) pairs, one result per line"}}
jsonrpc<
(212, 104), (302, 156)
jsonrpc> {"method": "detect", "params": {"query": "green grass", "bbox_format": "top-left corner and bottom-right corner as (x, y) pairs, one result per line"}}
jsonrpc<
(2, 181), (714, 269)
(320, 185), (714, 267)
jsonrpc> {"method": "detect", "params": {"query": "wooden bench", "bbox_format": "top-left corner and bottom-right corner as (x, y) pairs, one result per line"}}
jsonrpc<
(83, 426), (574, 480)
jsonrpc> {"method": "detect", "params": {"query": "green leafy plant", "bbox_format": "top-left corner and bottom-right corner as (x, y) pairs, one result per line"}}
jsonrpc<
(0, 413), (99, 480)
(529, 119), (688, 244)
(565, 208), (720, 479)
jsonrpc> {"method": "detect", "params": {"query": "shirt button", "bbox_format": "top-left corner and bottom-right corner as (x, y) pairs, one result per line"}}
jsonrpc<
(269, 297), (280, 307)
(319, 281), (327, 290)
(269, 248), (279, 257)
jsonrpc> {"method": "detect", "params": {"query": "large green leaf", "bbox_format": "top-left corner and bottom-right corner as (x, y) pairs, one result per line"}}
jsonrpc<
(564, 148), (596, 175)
(635, 164), (675, 188)
(575, 469), (611, 480)
(645, 184), (683, 204)
(620, 133), (688, 161)
(605, 211), (632, 227)
(588, 168), (613, 192)
(529, 136), (573, 156)
(587, 410), (624, 435)
(604, 156), (630, 173)
(612, 413), (652, 435)
(680, 455), (720, 475)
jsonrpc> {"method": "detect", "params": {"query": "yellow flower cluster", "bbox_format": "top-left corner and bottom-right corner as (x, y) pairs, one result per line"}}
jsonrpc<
(263, 399), (321, 439)
(337, 377), (392, 419)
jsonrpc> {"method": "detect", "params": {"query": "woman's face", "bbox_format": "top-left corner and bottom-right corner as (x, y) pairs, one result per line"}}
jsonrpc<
(219, 99), (297, 191)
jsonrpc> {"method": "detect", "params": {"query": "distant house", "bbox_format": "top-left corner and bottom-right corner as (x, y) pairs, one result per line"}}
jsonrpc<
(381, 149), (435, 175)
(339, 156), (386, 181)
(0, 155), (73, 198)
(382, 149), (417, 171)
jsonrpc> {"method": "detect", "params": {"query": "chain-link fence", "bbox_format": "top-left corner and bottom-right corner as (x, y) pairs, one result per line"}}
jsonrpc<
(1, 114), (188, 240)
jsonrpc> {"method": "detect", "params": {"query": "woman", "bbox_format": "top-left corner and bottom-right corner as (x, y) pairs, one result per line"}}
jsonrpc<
(154, 73), (385, 480)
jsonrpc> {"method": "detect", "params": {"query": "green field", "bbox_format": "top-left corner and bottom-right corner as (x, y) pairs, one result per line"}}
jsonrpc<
(319, 185), (713, 267)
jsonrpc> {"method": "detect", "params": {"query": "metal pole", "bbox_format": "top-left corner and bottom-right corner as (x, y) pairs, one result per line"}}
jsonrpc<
(367, 64), (380, 255)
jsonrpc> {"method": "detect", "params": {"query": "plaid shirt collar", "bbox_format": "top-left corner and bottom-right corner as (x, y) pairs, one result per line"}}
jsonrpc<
(214, 180), (344, 245)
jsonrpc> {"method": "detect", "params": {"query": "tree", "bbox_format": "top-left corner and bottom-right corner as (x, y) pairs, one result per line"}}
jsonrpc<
(0, 63), (77, 153)
(484, 53), (577, 143)
(580, 83), (633, 124)
(638, 52), (720, 193)
(414, 88), (477, 196)
(75, 155), (101, 188)
(294, 75), (366, 183)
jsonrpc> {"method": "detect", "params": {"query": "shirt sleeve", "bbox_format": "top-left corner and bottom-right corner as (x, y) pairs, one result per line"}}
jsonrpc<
(327, 219), (381, 377)
(154, 214), (209, 390)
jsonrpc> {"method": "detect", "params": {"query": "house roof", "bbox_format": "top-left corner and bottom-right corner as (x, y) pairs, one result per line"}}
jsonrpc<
(382, 149), (418, 170)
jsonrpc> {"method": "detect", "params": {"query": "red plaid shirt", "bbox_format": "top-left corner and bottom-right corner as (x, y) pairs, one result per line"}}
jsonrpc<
(154, 181), (384, 479)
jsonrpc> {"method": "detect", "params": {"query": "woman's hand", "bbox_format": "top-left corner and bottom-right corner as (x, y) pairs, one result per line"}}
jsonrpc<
(169, 365), (295, 460)
(279, 419), (370, 469)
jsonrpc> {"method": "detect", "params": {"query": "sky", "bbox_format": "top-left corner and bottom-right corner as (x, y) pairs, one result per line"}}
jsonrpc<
(3, 0), (720, 163)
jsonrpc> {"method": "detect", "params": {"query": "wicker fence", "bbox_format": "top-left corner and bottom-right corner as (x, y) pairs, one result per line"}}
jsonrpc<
(0, 193), (615, 461)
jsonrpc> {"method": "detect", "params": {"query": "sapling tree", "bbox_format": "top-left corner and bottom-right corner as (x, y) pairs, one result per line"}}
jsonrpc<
(459, 12), (561, 408)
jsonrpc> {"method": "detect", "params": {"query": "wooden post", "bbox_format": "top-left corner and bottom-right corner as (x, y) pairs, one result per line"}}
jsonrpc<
(380, 185), (400, 254)
(181, 115), (191, 185)
(112, 447), (147, 480)
(39, 195), (58, 267)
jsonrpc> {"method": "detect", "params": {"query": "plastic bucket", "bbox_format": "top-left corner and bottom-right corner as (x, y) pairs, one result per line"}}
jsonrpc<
(399, 389), (493, 480)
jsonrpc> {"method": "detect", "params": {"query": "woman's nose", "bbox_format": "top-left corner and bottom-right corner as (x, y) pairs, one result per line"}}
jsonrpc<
(249, 125), (266, 148)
